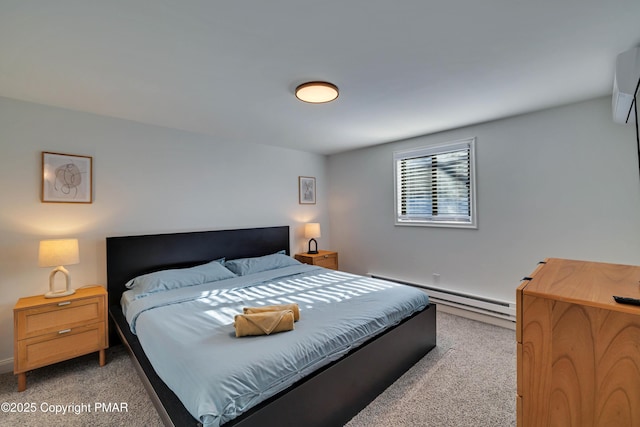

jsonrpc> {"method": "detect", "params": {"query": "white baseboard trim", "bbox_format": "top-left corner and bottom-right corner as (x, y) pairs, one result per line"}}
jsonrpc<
(370, 274), (516, 323)
(437, 304), (516, 330)
(0, 357), (13, 374)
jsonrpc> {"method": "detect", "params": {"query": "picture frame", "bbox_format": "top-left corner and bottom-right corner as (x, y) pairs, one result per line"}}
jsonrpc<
(298, 176), (316, 205)
(42, 152), (93, 203)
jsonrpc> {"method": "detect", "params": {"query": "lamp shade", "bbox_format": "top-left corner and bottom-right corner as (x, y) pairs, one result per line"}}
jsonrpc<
(38, 239), (79, 267)
(304, 223), (321, 239)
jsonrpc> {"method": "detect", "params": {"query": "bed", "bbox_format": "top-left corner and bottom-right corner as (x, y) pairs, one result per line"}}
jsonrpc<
(106, 226), (436, 427)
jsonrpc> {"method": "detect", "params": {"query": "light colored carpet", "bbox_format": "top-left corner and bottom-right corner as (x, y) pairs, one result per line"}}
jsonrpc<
(0, 345), (163, 426)
(346, 312), (516, 427)
(0, 311), (516, 426)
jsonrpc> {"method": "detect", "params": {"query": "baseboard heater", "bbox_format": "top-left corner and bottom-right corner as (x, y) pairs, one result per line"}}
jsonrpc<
(371, 274), (516, 322)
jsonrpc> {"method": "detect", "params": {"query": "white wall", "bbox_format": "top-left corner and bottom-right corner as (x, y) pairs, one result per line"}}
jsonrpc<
(3, 94), (638, 369)
(327, 97), (640, 303)
(0, 96), (329, 365)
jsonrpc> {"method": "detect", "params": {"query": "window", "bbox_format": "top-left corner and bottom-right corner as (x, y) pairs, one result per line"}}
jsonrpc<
(394, 138), (476, 228)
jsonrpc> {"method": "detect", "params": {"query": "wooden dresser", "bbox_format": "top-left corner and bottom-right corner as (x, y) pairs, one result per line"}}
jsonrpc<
(14, 286), (108, 391)
(295, 250), (339, 270)
(516, 258), (640, 427)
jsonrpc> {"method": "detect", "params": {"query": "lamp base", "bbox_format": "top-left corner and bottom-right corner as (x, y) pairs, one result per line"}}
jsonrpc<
(307, 238), (319, 255)
(46, 266), (75, 298)
(44, 288), (76, 298)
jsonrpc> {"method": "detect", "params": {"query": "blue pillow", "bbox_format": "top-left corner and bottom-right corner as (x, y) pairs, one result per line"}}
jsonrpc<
(225, 252), (301, 276)
(124, 259), (236, 296)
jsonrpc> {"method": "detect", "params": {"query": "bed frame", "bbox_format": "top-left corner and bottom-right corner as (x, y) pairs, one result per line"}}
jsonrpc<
(106, 226), (437, 427)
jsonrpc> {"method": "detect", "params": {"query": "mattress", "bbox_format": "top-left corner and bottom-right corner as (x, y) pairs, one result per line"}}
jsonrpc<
(122, 264), (429, 427)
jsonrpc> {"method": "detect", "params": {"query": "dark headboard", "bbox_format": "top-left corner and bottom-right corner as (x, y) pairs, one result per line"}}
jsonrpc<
(106, 226), (290, 309)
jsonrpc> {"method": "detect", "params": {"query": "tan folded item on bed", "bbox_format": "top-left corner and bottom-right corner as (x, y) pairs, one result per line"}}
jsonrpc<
(243, 303), (300, 321)
(234, 310), (295, 337)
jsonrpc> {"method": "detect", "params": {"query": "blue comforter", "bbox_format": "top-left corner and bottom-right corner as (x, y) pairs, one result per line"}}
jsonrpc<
(123, 264), (429, 427)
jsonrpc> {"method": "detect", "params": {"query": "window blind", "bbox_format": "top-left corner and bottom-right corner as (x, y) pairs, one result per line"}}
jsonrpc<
(394, 138), (476, 228)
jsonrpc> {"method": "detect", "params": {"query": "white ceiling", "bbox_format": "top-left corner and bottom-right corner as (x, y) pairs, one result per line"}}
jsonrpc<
(1, 1), (639, 155)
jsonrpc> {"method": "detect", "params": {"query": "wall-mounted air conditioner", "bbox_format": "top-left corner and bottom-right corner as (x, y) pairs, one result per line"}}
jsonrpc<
(612, 47), (640, 124)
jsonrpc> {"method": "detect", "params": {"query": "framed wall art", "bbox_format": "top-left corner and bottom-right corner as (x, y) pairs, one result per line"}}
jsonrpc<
(42, 152), (93, 203)
(298, 176), (316, 204)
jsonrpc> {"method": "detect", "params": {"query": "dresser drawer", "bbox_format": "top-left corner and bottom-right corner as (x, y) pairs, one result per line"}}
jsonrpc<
(15, 322), (107, 373)
(16, 296), (104, 339)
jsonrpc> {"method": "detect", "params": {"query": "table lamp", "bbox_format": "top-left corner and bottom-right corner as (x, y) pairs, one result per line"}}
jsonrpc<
(304, 223), (321, 254)
(38, 239), (79, 298)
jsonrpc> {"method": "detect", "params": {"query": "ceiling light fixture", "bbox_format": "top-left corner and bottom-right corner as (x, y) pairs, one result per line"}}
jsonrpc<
(295, 81), (339, 103)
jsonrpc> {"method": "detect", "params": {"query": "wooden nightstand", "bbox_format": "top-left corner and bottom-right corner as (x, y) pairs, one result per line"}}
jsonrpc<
(295, 250), (339, 270)
(13, 285), (108, 392)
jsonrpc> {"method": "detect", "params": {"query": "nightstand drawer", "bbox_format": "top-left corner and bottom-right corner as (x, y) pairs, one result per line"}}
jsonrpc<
(16, 322), (106, 372)
(16, 296), (104, 339)
(315, 254), (338, 269)
(295, 250), (339, 270)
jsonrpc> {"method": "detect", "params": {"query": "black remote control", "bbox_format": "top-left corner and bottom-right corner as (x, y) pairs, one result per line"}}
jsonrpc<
(613, 296), (640, 306)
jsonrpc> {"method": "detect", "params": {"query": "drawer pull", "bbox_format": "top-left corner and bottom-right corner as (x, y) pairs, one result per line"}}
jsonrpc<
(58, 329), (72, 334)
(324, 255), (329, 258)
(57, 301), (71, 306)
